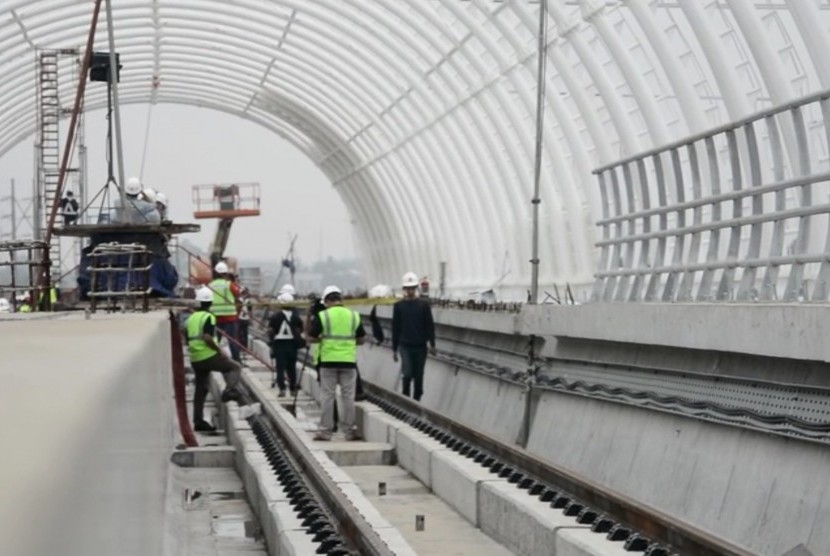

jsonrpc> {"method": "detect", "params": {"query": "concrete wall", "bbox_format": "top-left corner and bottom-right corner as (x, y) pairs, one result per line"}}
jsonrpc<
(522, 303), (830, 363)
(0, 313), (175, 556)
(355, 302), (830, 555)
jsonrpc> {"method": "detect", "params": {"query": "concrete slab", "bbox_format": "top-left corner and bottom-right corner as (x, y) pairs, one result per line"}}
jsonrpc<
(478, 480), (589, 556)
(344, 465), (513, 556)
(556, 528), (631, 556)
(171, 446), (237, 468)
(317, 440), (396, 466)
(430, 449), (508, 526)
(360, 407), (410, 447)
(279, 528), (319, 556)
(395, 427), (450, 488)
(0, 313), (174, 556)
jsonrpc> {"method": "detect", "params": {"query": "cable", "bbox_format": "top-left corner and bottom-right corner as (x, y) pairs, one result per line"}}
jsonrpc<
(139, 102), (154, 180)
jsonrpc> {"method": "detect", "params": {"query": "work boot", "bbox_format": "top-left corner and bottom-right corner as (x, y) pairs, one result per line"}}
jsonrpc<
(194, 420), (216, 433)
(344, 430), (361, 441)
(313, 431), (332, 441)
(278, 390), (286, 398)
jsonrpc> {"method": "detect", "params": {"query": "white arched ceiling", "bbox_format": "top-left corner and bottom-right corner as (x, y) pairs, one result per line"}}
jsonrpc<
(2, 0), (830, 299)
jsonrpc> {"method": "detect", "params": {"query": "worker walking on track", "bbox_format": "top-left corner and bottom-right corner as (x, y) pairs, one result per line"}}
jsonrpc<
(268, 291), (304, 397)
(186, 287), (244, 432)
(392, 271), (436, 402)
(307, 285), (366, 441)
(209, 261), (242, 363)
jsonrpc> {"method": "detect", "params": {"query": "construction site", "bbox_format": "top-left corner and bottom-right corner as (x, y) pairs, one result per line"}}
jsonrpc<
(2, 2), (830, 556)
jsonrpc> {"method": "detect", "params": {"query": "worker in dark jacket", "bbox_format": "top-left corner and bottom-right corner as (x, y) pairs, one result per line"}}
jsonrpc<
(392, 271), (436, 402)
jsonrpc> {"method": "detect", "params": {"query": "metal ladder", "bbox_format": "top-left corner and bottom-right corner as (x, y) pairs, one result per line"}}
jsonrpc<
(36, 50), (62, 279)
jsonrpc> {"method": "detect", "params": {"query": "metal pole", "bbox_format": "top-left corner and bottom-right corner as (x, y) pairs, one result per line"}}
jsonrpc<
(10, 179), (16, 240)
(529, 0), (549, 305)
(105, 0), (127, 209)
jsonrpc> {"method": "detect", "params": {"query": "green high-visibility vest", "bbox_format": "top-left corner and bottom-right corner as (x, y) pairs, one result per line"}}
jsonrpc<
(19, 303), (31, 313)
(318, 306), (360, 365)
(209, 278), (236, 317)
(186, 310), (218, 362)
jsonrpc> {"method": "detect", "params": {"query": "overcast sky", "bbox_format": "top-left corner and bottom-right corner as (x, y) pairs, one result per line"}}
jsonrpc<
(0, 103), (356, 266)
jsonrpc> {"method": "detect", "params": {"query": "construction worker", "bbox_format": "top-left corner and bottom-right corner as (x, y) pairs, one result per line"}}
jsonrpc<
(392, 271), (436, 402)
(237, 287), (251, 350)
(307, 285), (366, 441)
(18, 293), (32, 313)
(37, 286), (58, 311)
(59, 190), (79, 225)
(111, 177), (161, 224)
(155, 192), (169, 220)
(268, 292), (304, 397)
(209, 261), (242, 363)
(185, 286), (244, 432)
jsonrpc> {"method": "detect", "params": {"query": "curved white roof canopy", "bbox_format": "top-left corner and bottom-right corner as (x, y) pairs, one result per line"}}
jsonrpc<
(2, 0), (830, 298)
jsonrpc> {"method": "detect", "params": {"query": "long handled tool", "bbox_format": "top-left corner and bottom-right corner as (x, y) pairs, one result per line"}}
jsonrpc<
(286, 346), (310, 417)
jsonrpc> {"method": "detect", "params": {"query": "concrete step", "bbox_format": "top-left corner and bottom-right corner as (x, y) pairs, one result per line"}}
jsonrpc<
(316, 440), (396, 466)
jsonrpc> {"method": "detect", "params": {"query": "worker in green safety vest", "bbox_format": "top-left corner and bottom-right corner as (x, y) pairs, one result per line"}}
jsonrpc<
(37, 287), (58, 311)
(185, 286), (244, 433)
(209, 261), (242, 363)
(306, 285), (366, 441)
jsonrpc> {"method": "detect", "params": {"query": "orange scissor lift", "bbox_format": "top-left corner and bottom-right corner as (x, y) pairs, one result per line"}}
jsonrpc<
(189, 182), (260, 284)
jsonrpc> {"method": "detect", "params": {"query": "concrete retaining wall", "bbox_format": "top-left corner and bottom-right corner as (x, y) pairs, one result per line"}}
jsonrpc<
(356, 327), (829, 555)
(0, 313), (175, 556)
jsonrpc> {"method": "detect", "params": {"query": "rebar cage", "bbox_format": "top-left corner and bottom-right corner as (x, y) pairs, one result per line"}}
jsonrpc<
(86, 242), (152, 313)
(0, 240), (52, 312)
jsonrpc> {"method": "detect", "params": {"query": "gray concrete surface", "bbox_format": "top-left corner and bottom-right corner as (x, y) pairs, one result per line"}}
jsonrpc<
(355, 306), (830, 556)
(0, 313), (174, 556)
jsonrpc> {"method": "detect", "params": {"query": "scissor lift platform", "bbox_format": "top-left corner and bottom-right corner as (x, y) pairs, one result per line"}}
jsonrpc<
(192, 182), (260, 219)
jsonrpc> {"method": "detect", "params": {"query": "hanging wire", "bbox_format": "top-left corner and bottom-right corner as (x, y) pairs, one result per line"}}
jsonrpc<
(139, 102), (154, 180)
(529, 0), (549, 304)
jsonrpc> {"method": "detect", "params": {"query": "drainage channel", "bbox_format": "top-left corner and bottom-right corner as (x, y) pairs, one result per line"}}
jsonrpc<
(238, 374), (399, 556)
(360, 381), (754, 556)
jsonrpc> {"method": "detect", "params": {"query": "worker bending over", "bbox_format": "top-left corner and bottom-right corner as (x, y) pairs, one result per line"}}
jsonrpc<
(186, 287), (244, 432)
(307, 285), (365, 441)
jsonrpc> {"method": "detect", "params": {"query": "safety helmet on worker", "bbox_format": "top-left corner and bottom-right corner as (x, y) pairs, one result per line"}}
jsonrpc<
(322, 285), (341, 301)
(279, 284), (296, 295)
(124, 177), (143, 196)
(277, 292), (294, 303)
(141, 188), (157, 203)
(155, 192), (168, 207)
(214, 261), (229, 274)
(195, 287), (213, 303)
(401, 271), (419, 288)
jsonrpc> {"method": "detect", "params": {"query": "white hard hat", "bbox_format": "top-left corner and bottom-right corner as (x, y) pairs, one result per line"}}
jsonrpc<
(195, 287), (213, 303)
(0, 298), (9, 313)
(322, 285), (342, 300)
(277, 292), (294, 303)
(125, 177), (142, 196)
(214, 261), (229, 274)
(402, 271), (419, 288)
(279, 284), (296, 295)
(155, 192), (168, 207)
(141, 188), (157, 203)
